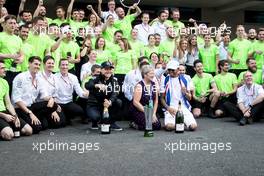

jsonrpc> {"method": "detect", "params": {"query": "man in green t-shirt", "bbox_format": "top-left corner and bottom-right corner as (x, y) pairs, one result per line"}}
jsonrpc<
(228, 25), (251, 77)
(169, 8), (185, 36)
(248, 28), (264, 69)
(192, 60), (220, 118)
(18, 25), (33, 72)
(59, 23), (80, 75)
(128, 28), (144, 58)
(33, 0), (52, 25)
(214, 60), (238, 117)
(0, 15), (24, 86)
(198, 34), (219, 75)
(238, 58), (263, 86)
(51, 6), (66, 26)
(114, 4), (141, 38)
(0, 61), (32, 141)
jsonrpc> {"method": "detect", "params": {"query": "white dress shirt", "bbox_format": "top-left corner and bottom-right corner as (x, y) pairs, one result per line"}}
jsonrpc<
(134, 23), (155, 45)
(54, 72), (86, 104)
(237, 83), (264, 108)
(151, 21), (167, 42)
(80, 62), (94, 81)
(38, 71), (57, 100)
(12, 71), (41, 107)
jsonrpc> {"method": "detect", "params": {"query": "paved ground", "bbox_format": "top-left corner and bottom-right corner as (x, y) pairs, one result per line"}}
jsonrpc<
(1, 117), (264, 176)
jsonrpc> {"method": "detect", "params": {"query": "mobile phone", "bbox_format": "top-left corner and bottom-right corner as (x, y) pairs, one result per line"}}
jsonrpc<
(67, 52), (72, 57)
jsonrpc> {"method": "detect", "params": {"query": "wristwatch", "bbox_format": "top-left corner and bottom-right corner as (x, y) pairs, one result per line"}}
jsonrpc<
(27, 110), (32, 115)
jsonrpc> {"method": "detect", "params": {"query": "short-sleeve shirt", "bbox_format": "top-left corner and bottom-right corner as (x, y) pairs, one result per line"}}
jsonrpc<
(113, 15), (135, 38)
(214, 73), (237, 93)
(199, 44), (219, 73)
(60, 40), (80, 70)
(228, 38), (252, 70)
(192, 73), (214, 97)
(249, 40), (264, 69)
(0, 32), (23, 69)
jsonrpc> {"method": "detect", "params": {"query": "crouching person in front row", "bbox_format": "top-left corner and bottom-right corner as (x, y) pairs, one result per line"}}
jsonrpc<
(0, 61), (32, 140)
(161, 60), (197, 131)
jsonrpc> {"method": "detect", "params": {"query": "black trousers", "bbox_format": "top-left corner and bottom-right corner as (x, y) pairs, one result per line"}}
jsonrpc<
(59, 102), (84, 122)
(186, 65), (196, 78)
(16, 101), (63, 134)
(222, 101), (264, 121)
(86, 99), (122, 124)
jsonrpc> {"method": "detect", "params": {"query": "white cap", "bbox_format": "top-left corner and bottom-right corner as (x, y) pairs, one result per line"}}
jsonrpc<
(167, 60), (179, 70)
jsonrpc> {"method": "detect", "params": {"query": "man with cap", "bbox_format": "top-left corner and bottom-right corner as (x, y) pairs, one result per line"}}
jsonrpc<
(85, 61), (123, 131)
(160, 60), (197, 131)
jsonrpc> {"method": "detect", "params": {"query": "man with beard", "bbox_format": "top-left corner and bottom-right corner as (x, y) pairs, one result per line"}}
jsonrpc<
(159, 27), (177, 60)
(152, 10), (168, 42)
(17, 0), (32, 26)
(248, 28), (257, 43)
(238, 58), (263, 86)
(248, 28), (264, 70)
(33, 0), (52, 25)
(52, 6), (66, 26)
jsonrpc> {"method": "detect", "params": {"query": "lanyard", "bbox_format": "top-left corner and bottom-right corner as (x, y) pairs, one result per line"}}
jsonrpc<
(42, 72), (55, 87)
(61, 75), (73, 89)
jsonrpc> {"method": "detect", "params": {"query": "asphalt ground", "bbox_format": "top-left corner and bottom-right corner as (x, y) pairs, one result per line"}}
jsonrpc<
(1, 117), (264, 176)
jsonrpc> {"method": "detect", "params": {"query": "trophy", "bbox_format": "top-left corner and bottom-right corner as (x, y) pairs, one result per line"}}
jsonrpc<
(144, 105), (154, 137)
(119, 0), (141, 8)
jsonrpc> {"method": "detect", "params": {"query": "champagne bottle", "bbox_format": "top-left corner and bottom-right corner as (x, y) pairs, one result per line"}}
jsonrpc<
(175, 101), (184, 133)
(101, 107), (111, 134)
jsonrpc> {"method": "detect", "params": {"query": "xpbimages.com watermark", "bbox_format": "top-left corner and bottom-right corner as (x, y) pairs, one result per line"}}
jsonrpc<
(164, 140), (232, 154)
(32, 140), (101, 154)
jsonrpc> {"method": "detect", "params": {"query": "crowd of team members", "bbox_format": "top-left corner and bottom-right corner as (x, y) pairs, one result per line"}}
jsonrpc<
(0, 0), (264, 141)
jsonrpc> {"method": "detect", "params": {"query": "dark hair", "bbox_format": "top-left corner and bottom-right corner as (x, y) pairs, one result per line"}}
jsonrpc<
(246, 58), (255, 65)
(56, 6), (65, 12)
(106, 14), (114, 20)
(91, 64), (101, 73)
(19, 24), (29, 31)
(138, 56), (148, 64)
(28, 56), (41, 63)
(4, 15), (16, 22)
(60, 22), (70, 28)
(148, 34), (155, 40)
(114, 30), (123, 36)
(171, 8), (180, 13)
(149, 52), (160, 61)
(158, 10), (167, 17)
(141, 12), (149, 18)
(49, 23), (59, 28)
(193, 59), (202, 67)
(32, 16), (44, 25)
(72, 8), (79, 13)
(59, 58), (68, 66)
(154, 33), (161, 37)
(0, 60), (4, 64)
(43, 55), (55, 64)
(258, 28), (264, 33)
(218, 60), (228, 70)
(19, 10), (32, 17)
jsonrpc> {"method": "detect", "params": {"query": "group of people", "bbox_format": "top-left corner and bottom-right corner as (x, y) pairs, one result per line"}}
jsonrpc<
(0, 0), (264, 141)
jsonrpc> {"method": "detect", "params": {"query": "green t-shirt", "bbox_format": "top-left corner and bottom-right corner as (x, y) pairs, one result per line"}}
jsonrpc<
(0, 32), (23, 69)
(114, 14), (135, 38)
(106, 42), (121, 58)
(60, 40), (80, 70)
(68, 19), (85, 36)
(197, 36), (215, 48)
(214, 73), (237, 93)
(143, 46), (159, 59)
(46, 17), (53, 25)
(17, 41), (34, 72)
(52, 18), (67, 27)
(192, 73), (214, 97)
(169, 20), (185, 36)
(238, 70), (263, 85)
(27, 32), (51, 60)
(159, 39), (175, 58)
(199, 44), (219, 73)
(129, 39), (144, 58)
(114, 50), (135, 74)
(96, 50), (113, 65)
(0, 78), (9, 112)
(103, 26), (118, 42)
(250, 40), (264, 69)
(228, 38), (252, 70)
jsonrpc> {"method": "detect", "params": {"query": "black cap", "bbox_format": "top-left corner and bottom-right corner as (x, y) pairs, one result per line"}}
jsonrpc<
(101, 61), (114, 69)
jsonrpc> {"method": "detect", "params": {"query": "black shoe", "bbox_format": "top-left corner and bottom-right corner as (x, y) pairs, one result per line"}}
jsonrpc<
(91, 122), (99, 130)
(239, 117), (246, 126)
(247, 117), (253, 124)
(110, 123), (123, 131)
(208, 108), (216, 119)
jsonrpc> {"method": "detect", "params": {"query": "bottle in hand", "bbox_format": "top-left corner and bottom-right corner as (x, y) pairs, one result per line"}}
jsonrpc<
(101, 107), (111, 134)
(175, 101), (184, 133)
